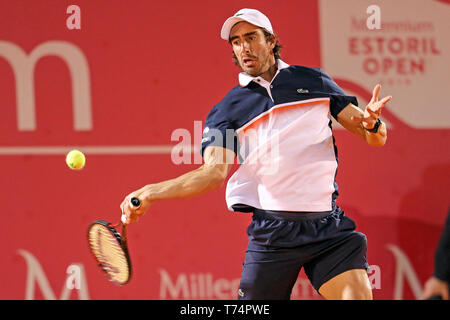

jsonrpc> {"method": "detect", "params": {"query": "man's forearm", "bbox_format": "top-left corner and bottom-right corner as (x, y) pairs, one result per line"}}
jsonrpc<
(142, 165), (225, 202)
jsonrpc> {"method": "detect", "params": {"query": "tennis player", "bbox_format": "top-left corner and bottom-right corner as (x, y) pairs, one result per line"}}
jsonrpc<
(121, 8), (392, 300)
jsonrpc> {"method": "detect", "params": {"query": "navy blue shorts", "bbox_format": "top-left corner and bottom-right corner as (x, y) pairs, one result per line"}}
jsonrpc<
(238, 207), (369, 300)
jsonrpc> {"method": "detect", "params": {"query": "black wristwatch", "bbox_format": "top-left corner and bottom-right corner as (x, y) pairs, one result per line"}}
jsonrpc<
(363, 118), (382, 133)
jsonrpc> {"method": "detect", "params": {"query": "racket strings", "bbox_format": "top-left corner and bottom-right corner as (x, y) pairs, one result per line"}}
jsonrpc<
(88, 224), (130, 284)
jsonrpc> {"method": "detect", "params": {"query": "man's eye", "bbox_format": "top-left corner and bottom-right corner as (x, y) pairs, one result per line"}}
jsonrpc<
(233, 40), (240, 46)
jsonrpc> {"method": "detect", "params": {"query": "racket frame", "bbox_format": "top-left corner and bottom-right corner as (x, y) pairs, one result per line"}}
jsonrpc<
(87, 220), (132, 286)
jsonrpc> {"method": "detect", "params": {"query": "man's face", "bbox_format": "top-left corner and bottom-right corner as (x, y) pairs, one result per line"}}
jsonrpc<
(229, 21), (275, 76)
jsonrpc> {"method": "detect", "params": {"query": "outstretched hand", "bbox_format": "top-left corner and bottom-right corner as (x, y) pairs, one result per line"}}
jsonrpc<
(351, 84), (392, 130)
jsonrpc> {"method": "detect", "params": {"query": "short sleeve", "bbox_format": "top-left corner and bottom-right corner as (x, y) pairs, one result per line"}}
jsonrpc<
(200, 104), (238, 157)
(320, 69), (358, 120)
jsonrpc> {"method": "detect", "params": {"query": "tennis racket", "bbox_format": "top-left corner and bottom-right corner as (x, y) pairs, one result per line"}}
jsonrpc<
(87, 197), (141, 285)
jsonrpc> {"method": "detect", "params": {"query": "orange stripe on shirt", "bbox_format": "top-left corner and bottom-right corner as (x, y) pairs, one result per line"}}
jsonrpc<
(238, 99), (330, 135)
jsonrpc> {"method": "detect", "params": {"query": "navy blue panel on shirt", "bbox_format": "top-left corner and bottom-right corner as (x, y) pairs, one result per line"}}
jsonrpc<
(201, 100), (239, 157)
(270, 66), (358, 119)
(319, 69), (358, 119)
(270, 65), (324, 105)
(200, 64), (358, 157)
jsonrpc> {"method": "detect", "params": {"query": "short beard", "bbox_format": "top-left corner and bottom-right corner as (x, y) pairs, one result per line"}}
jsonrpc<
(231, 29), (282, 66)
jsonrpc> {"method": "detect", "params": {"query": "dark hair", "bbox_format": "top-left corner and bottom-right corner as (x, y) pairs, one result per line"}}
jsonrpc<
(231, 28), (282, 66)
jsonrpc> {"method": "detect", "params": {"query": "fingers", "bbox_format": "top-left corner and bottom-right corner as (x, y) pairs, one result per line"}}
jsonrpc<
(120, 199), (130, 225)
(120, 186), (152, 225)
(120, 195), (136, 225)
(372, 95), (392, 110)
(369, 83), (392, 110)
(120, 193), (147, 225)
(366, 107), (378, 117)
(380, 95), (392, 105)
(370, 84), (381, 104)
(122, 207), (139, 225)
(366, 95), (392, 116)
(351, 113), (378, 130)
(372, 95), (392, 114)
(350, 115), (367, 123)
(421, 278), (449, 300)
(351, 110), (377, 123)
(443, 288), (449, 300)
(421, 280), (434, 300)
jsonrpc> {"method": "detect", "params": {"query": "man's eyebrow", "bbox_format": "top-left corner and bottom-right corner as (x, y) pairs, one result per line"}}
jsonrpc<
(229, 35), (239, 43)
(229, 31), (258, 43)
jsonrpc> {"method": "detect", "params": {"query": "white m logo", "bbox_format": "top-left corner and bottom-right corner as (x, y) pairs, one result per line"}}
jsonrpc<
(0, 41), (92, 131)
(18, 249), (90, 300)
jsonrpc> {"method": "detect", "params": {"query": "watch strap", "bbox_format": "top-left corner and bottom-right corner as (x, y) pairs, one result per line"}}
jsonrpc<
(364, 118), (382, 133)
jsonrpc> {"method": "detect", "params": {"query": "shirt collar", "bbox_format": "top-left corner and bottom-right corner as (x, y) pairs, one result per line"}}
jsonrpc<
(238, 59), (290, 87)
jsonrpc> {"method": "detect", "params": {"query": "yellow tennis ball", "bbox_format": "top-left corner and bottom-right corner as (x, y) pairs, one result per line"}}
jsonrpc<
(66, 149), (86, 170)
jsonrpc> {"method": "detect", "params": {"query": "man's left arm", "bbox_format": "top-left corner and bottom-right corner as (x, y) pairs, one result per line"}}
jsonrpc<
(336, 84), (391, 147)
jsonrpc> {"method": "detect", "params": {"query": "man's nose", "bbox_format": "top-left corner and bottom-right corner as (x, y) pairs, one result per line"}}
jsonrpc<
(240, 40), (251, 53)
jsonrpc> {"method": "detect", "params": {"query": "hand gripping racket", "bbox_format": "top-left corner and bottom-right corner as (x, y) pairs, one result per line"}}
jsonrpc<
(87, 197), (141, 285)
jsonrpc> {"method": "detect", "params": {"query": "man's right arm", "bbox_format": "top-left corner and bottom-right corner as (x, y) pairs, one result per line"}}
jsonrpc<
(120, 146), (235, 223)
(146, 146), (235, 201)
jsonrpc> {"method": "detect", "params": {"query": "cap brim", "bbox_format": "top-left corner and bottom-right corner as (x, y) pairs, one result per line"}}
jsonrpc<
(220, 17), (245, 40)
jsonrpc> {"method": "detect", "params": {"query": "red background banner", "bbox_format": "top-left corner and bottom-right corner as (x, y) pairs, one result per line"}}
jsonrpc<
(0, 0), (448, 300)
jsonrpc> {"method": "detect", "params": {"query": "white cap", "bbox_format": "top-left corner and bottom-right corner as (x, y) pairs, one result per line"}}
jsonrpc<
(220, 8), (273, 41)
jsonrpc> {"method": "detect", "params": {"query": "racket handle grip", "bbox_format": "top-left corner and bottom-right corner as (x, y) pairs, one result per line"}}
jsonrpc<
(130, 197), (141, 208)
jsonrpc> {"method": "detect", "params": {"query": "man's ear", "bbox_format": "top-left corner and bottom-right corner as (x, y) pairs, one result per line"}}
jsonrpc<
(268, 34), (277, 50)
